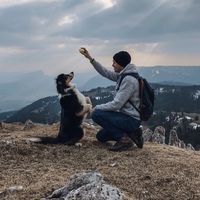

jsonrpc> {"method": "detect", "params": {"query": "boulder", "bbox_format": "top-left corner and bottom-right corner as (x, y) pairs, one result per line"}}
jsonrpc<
(42, 171), (125, 200)
(23, 120), (35, 130)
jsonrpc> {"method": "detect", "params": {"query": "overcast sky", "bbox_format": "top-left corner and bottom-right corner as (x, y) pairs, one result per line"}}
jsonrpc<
(0, 0), (199, 75)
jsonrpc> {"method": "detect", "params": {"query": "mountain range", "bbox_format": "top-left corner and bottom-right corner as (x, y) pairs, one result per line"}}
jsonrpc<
(0, 66), (200, 112)
(1, 83), (200, 150)
(2, 83), (200, 124)
(0, 71), (56, 112)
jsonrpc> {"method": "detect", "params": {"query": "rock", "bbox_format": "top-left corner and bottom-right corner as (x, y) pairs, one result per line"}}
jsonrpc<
(23, 120), (35, 130)
(110, 162), (117, 167)
(186, 143), (195, 151)
(7, 186), (23, 192)
(43, 171), (125, 200)
(25, 137), (42, 143)
(169, 129), (179, 146)
(66, 182), (123, 200)
(152, 126), (166, 144)
(143, 128), (153, 142)
(0, 140), (14, 146)
(179, 140), (186, 149)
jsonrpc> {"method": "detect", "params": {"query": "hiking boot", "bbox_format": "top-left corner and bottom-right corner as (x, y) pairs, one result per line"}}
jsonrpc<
(129, 127), (144, 149)
(109, 137), (133, 152)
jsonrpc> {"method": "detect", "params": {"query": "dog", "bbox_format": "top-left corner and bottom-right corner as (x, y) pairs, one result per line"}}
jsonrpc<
(39, 72), (92, 145)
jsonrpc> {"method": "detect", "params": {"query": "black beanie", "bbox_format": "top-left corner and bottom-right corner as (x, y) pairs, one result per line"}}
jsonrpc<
(113, 51), (131, 67)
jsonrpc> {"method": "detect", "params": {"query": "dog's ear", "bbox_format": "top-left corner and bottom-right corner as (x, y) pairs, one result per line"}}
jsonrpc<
(56, 74), (66, 94)
(56, 74), (65, 84)
(57, 81), (62, 85)
(69, 72), (74, 78)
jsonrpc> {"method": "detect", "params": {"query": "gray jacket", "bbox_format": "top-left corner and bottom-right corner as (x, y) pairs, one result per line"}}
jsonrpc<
(91, 59), (140, 120)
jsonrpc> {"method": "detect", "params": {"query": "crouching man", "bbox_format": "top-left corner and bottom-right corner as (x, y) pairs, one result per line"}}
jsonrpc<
(80, 48), (143, 151)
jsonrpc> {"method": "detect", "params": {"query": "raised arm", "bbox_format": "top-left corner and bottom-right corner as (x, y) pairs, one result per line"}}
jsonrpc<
(79, 47), (118, 82)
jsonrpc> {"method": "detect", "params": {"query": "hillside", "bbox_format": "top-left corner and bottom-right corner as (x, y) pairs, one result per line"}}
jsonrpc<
(3, 84), (200, 124)
(4, 96), (60, 124)
(0, 122), (200, 200)
(1, 66), (200, 112)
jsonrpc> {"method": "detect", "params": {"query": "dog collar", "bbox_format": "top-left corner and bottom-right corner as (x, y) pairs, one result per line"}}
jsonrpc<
(61, 85), (76, 98)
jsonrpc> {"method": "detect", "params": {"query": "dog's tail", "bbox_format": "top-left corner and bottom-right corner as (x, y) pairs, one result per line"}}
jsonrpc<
(32, 127), (84, 145)
(37, 137), (60, 144)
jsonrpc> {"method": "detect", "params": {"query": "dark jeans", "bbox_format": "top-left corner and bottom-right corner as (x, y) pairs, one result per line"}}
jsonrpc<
(91, 109), (141, 142)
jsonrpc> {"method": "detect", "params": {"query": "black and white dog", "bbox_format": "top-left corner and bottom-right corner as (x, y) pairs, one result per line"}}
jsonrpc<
(40, 72), (92, 145)
(56, 72), (92, 144)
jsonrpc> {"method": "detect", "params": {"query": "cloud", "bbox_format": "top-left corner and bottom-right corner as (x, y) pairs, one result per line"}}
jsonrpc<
(58, 15), (77, 26)
(57, 0), (200, 42)
(0, 0), (199, 75)
(95, 0), (116, 9)
(0, 0), (61, 8)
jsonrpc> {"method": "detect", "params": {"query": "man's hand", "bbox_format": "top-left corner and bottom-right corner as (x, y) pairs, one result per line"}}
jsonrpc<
(79, 47), (93, 61)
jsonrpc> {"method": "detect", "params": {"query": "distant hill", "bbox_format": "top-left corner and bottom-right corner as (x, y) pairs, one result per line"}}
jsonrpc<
(82, 75), (114, 90)
(0, 71), (56, 112)
(82, 66), (200, 90)
(3, 84), (200, 149)
(155, 81), (192, 86)
(1, 66), (200, 112)
(0, 70), (98, 112)
(138, 66), (200, 85)
(0, 111), (16, 121)
(3, 83), (200, 124)
(5, 96), (60, 124)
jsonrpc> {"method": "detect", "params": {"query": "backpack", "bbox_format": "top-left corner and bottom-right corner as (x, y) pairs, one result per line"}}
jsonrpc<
(117, 73), (155, 121)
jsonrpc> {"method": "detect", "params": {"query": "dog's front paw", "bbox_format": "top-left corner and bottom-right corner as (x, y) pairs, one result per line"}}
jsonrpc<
(88, 104), (93, 113)
(84, 104), (92, 113)
(85, 97), (92, 105)
(76, 104), (92, 117)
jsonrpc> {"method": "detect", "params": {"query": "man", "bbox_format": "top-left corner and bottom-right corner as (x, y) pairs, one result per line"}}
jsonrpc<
(80, 48), (143, 151)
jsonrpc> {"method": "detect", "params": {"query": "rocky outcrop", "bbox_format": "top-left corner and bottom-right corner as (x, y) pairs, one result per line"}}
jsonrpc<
(152, 126), (166, 144)
(143, 126), (195, 150)
(23, 120), (35, 130)
(42, 171), (126, 200)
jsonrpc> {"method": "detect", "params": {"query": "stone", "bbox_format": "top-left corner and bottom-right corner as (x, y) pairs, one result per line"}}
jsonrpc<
(152, 126), (166, 144)
(143, 128), (153, 142)
(23, 120), (35, 130)
(43, 171), (125, 200)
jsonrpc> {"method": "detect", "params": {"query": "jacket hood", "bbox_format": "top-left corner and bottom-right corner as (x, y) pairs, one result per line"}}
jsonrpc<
(119, 63), (138, 75)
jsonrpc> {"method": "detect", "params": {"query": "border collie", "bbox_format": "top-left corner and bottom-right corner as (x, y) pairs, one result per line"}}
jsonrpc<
(39, 72), (92, 145)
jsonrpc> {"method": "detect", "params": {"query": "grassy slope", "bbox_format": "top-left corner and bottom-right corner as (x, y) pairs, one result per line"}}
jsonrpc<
(0, 123), (200, 200)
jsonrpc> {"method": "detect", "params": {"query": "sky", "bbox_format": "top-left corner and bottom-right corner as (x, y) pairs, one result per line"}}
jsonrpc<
(0, 0), (200, 75)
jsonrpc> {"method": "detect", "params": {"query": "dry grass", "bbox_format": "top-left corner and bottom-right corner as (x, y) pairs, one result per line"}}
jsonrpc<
(0, 122), (200, 200)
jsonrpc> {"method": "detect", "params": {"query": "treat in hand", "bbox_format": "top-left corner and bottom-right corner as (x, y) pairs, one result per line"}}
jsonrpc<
(79, 47), (86, 54)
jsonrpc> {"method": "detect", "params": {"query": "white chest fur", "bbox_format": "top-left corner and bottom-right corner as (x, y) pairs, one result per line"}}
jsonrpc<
(61, 85), (85, 104)
(73, 88), (86, 105)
